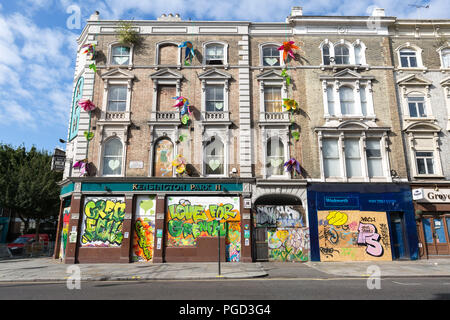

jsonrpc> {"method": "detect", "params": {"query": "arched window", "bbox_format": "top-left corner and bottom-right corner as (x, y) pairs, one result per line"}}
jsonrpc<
(111, 45), (131, 65)
(322, 44), (331, 65)
(205, 137), (224, 175)
(262, 45), (280, 66)
(205, 43), (225, 65)
(158, 43), (179, 65)
(334, 45), (350, 64)
(339, 86), (355, 115)
(153, 138), (174, 177)
(441, 48), (450, 68)
(102, 138), (123, 176)
(266, 137), (284, 177)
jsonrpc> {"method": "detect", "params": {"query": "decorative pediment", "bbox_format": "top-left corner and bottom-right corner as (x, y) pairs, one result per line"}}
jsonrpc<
(337, 121), (370, 130)
(320, 68), (374, 81)
(101, 68), (135, 80)
(404, 121), (441, 133)
(256, 69), (283, 81)
(198, 68), (232, 80)
(440, 77), (450, 87)
(150, 68), (184, 80)
(397, 74), (432, 87)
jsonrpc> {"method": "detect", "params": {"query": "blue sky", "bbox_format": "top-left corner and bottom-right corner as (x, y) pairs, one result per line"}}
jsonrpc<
(0, 0), (448, 153)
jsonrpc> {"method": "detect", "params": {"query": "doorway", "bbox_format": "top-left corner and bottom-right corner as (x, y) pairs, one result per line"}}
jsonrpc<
(421, 214), (450, 256)
(389, 212), (408, 260)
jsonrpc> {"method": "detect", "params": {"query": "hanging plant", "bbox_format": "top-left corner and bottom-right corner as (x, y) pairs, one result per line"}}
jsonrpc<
(284, 158), (301, 175)
(117, 21), (140, 45)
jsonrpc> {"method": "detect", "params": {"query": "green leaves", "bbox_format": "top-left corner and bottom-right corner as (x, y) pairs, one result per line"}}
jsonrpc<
(84, 131), (94, 141)
(281, 69), (291, 86)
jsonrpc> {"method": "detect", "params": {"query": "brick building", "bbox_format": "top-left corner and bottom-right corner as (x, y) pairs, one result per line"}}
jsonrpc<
(54, 7), (449, 264)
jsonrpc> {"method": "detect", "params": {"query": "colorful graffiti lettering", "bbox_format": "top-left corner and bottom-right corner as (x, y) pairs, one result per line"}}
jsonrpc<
(255, 205), (304, 228)
(59, 207), (71, 259)
(133, 196), (156, 262)
(166, 197), (241, 262)
(318, 211), (392, 262)
(357, 223), (383, 257)
(81, 198), (126, 247)
(268, 228), (309, 262)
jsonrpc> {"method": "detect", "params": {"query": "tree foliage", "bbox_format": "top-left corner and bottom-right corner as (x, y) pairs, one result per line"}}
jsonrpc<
(0, 144), (62, 236)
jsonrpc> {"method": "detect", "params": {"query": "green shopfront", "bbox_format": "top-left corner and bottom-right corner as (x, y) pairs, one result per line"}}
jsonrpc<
(54, 179), (253, 263)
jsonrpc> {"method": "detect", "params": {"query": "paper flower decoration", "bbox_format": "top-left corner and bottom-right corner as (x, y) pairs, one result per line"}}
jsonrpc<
(283, 98), (298, 112)
(179, 41), (195, 65)
(82, 44), (96, 56)
(172, 96), (191, 115)
(84, 131), (94, 141)
(278, 41), (299, 62)
(291, 131), (300, 141)
(171, 154), (187, 175)
(78, 99), (96, 112)
(73, 159), (89, 177)
(284, 158), (301, 175)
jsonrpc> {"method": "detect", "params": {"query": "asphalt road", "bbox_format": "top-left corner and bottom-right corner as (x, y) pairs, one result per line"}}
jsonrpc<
(0, 277), (449, 301)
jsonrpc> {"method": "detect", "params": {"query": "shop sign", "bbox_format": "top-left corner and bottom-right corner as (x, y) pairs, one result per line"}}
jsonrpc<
(323, 196), (359, 208)
(413, 188), (450, 203)
(412, 188), (424, 200)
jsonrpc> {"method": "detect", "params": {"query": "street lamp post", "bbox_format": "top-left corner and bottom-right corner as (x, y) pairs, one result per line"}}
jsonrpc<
(216, 217), (222, 277)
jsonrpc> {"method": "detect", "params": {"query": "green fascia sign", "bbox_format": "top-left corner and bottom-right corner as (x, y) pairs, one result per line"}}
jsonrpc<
(60, 182), (243, 195)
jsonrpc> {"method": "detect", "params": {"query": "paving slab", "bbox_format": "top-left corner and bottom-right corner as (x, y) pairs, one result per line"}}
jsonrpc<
(0, 258), (268, 282)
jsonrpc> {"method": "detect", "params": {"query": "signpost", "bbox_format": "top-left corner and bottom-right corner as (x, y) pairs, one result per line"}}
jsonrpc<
(216, 217), (222, 277)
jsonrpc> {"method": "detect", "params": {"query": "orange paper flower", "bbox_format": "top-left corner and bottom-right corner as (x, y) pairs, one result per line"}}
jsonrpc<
(278, 41), (299, 62)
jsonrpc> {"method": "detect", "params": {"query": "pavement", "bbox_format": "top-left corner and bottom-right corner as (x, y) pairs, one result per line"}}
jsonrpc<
(1, 257), (450, 282)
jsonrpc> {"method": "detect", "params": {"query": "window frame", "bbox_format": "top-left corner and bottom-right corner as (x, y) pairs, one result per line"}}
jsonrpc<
(100, 137), (125, 177)
(395, 43), (425, 70)
(259, 43), (284, 67)
(108, 42), (133, 68)
(155, 41), (182, 67)
(317, 130), (391, 182)
(203, 42), (228, 66)
(202, 129), (229, 178)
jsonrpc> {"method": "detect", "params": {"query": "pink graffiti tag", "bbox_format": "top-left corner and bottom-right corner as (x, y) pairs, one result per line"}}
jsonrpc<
(357, 223), (383, 257)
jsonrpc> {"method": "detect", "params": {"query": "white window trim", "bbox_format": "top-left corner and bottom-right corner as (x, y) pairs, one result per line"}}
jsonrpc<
(407, 131), (444, 178)
(437, 44), (450, 71)
(202, 129), (229, 178)
(107, 42), (133, 69)
(317, 130), (391, 182)
(261, 127), (290, 179)
(319, 39), (367, 68)
(98, 133), (127, 177)
(259, 80), (288, 122)
(201, 80), (229, 121)
(155, 41), (182, 68)
(259, 42), (285, 69)
(395, 43), (427, 71)
(440, 77), (450, 130)
(101, 79), (132, 122)
(321, 80), (375, 121)
(202, 41), (229, 68)
(149, 133), (178, 177)
(398, 85), (434, 124)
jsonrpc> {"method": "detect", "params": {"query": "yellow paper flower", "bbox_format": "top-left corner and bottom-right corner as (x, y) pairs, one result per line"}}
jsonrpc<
(283, 98), (298, 111)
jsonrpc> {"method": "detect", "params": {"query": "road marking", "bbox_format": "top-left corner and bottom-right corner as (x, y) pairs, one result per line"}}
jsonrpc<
(391, 281), (421, 286)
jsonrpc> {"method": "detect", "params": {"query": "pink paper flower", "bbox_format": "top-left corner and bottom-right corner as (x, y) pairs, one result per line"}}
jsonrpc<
(78, 99), (96, 112)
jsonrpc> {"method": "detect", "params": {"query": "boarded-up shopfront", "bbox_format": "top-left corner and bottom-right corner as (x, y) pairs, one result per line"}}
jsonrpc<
(317, 210), (392, 262)
(165, 196), (242, 262)
(254, 205), (309, 262)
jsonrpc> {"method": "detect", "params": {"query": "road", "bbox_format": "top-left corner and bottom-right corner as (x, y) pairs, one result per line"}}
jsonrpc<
(0, 277), (449, 300)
